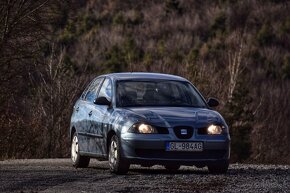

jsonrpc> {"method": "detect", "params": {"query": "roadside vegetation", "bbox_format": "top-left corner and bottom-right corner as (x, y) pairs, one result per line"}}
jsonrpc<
(0, 0), (289, 164)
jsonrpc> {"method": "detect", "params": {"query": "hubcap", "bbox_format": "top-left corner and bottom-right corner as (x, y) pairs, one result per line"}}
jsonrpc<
(109, 138), (118, 168)
(71, 135), (78, 162)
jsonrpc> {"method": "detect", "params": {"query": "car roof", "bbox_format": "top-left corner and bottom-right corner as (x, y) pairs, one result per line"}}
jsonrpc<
(103, 72), (188, 81)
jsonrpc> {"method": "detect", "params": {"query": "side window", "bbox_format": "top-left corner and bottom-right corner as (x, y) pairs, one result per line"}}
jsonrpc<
(85, 78), (103, 102)
(98, 78), (112, 100)
(81, 80), (94, 99)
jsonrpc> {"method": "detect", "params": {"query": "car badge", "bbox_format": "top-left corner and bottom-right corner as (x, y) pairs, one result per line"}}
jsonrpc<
(181, 129), (187, 135)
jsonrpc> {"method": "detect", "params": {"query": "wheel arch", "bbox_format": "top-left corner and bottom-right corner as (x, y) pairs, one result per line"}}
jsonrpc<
(70, 126), (76, 142)
(107, 130), (117, 154)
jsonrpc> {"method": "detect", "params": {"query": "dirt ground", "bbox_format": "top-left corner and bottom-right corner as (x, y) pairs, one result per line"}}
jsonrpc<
(0, 159), (289, 193)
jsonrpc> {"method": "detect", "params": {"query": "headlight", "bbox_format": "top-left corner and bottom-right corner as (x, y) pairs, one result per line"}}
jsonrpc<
(207, 124), (223, 135)
(128, 123), (158, 134)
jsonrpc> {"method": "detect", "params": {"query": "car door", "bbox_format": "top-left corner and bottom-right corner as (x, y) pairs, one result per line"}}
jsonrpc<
(87, 77), (113, 155)
(73, 77), (101, 135)
(77, 77), (104, 154)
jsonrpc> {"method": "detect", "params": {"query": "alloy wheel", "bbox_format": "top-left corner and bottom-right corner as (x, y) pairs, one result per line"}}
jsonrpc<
(109, 138), (118, 168)
(71, 135), (78, 163)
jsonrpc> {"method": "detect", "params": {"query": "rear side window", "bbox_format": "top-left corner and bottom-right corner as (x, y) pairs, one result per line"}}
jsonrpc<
(98, 78), (112, 100)
(84, 78), (104, 102)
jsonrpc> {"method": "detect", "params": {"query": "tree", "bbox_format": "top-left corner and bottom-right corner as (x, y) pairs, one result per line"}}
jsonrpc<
(224, 80), (253, 161)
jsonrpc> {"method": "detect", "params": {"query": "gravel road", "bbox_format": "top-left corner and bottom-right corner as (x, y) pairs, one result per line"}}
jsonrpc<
(0, 159), (289, 193)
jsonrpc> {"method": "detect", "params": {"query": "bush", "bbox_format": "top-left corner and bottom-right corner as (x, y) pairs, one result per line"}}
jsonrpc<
(113, 10), (143, 26)
(165, 0), (182, 15)
(128, 10), (144, 25)
(279, 17), (290, 36)
(256, 24), (274, 46)
(113, 12), (125, 25)
(58, 22), (76, 45)
(123, 37), (143, 64)
(103, 45), (127, 73)
(209, 12), (227, 38)
(282, 55), (290, 79)
(78, 14), (100, 34)
(187, 48), (199, 62)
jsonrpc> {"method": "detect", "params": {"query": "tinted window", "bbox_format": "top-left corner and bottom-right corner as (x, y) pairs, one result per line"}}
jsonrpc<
(117, 80), (206, 107)
(98, 78), (112, 100)
(81, 80), (93, 99)
(85, 78), (103, 102)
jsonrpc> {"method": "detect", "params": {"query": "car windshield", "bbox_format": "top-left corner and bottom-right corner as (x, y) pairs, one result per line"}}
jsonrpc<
(116, 80), (207, 108)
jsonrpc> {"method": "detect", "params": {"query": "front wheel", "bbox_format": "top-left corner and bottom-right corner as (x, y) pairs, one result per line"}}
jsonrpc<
(71, 133), (90, 168)
(207, 160), (229, 174)
(108, 135), (130, 174)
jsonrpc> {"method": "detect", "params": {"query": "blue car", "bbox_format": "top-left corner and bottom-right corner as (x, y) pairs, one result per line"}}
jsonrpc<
(70, 73), (230, 174)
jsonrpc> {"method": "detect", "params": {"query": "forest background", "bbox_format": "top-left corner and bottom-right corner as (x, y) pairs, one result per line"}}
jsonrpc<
(1, 0), (289, 164)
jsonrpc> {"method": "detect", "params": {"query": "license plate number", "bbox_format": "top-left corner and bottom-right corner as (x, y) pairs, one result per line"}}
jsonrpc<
(166, 142), (203, 152)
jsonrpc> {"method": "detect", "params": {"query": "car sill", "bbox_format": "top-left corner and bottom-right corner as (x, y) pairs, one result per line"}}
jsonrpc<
(78, 132), (103, 138)
(80, 151), (107, 159)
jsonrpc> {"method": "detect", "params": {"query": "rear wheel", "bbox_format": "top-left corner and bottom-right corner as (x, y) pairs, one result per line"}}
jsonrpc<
(71, 133), (90, 168)
(207, 160), (229, 174)
(108, 135), (130, 174)
(164, 164), (180, 172)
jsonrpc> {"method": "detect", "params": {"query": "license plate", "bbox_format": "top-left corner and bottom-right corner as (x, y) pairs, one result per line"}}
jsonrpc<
(166, 142), (203, 152)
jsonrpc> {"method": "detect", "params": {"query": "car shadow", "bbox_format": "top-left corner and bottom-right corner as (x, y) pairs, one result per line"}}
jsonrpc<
(90, 166), (109, 171)
(129, 167), (208, 175)
(89, 164), (209, 175)
(89, 163), (289, 176)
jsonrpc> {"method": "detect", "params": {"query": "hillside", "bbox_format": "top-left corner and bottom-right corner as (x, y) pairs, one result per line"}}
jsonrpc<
(0, 0), (289, 163)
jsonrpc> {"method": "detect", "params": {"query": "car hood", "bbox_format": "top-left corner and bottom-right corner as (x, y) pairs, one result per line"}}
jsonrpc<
(124, 107), (222, 127)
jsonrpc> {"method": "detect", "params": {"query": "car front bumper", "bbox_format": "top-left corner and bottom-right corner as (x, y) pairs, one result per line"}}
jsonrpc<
(120, 133), (230, 166)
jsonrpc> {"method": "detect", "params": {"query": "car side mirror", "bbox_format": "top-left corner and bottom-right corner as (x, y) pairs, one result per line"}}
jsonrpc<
(94, 97), (111, 106)
(207, 98), (219, 107)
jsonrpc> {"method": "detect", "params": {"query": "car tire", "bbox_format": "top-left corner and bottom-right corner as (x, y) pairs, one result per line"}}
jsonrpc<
(207, 160), (229, 174)
(71, 133), (90, 168)
(164, 164), (180, 172)
(108, 135), (130, 174)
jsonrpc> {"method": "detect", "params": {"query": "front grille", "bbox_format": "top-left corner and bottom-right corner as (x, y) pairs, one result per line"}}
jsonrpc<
(135, 149), (226, 160)
(173, 126), (193, 139)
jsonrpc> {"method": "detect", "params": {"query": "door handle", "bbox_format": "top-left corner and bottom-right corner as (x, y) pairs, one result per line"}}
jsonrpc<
(88, 111), (92, 116)
(75, 106), (79, 112)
